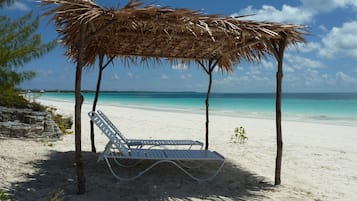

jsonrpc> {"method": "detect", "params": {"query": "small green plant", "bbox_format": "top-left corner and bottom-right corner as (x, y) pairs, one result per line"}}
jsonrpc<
(38, 139), (54, 147)
(0, 190), (10, 201)
(0, 90), (29, 108)
(231, 126), (248, 144)
(30, 101), (47, 112)
(45, 189), (64, 201)
(47, 106), (73, 135)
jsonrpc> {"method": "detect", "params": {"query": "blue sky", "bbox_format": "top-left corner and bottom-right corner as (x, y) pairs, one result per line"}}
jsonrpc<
(3, 0), (357, 92)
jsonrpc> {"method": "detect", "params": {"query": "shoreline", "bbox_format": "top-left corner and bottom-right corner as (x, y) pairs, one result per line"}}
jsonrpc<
(1, 98), (356, 200)
(37, 96), (357, 127)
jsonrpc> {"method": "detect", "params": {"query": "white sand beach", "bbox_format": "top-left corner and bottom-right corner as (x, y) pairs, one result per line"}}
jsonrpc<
(1, 98), (356, 201)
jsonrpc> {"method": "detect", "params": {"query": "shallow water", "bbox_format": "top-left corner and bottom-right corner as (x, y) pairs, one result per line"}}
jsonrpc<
(35, 91), (357, 126)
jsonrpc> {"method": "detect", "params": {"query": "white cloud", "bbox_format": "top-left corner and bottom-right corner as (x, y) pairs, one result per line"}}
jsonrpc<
(285, 54), (324, 70)
(231, 4), (314, 24)
(236, 66), (244, 71)
(232, 4), (314, 24)
(303, 69), (324, 86)
(37, 69), (54, 77)
(172, 63), (188, 71)
(285, 69), (357, 90)
(300, 0), (357, 12)
(180, 73), (192, 79)
(285, 68), (331, 90)
(232, 0), (357, 25)
(336, 72), (357, 85)
(353, 69), (357, 73)
(112, 74), (120, 80)
(296, 42), (321, 53)
(161, 74), (169, 79)
(7, 1), (30, 11)
(251, 75), (271, 82)
(284, 65), (295, 73)
(246, 66), (261, 75)
(261, 60), (275, 70)
(320, 21), (357, 59)
(318, 25), (328, 33)
(214, 72), (275, 91)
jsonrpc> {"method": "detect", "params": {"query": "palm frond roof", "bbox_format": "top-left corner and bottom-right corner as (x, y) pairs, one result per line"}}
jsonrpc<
(42, 0), (308, 71)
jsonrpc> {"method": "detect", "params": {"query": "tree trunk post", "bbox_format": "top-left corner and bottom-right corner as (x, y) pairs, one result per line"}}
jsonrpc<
(90, 53), (104, 153)
(74, 22), (86, 194)
(90, 55), (114, 153)
(270, 34), (288, 185)
(197, 59), (219, 150)
(275, 69), (283, 185)
(205, 68), (213, 150)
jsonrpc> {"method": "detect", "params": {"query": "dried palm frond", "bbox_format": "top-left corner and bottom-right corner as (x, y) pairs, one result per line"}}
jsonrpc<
(42, 0), (308, 71)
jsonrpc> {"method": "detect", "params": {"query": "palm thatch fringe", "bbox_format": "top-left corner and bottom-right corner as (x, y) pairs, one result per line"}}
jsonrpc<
(42, 0), (307, 70)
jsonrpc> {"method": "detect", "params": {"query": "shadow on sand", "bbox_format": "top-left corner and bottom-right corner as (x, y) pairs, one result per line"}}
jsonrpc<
(8, 151), (275, 201)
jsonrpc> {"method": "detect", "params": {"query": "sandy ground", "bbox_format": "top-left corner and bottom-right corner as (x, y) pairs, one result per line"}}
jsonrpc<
(0, 99), (356, 201)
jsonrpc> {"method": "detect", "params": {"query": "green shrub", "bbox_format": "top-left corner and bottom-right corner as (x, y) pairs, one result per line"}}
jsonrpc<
(0, 90), (29, 108)
(0, 90), (46, 112)
(54, 114), (73, 134)
(45, 189), (64, 201)
(30, 102), (47, 112)
(0, 190), (10, 201)
(230, 126), (248, 144)
(47, 106), (73, 134)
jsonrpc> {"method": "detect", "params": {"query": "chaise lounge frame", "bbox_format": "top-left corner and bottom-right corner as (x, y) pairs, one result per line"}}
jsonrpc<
(96, 110), (203, 149)
(89, 111), (225, 181)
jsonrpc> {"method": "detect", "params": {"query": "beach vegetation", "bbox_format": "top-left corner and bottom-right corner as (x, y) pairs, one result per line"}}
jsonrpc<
(47, 106), (73, 135)
(0, 92), (73, 135)
(0, 190), (10, 201)
(45, 188), (64, 201)
(0, 90), (29, 108)
(38, 139), (55, 147)
(231, 126), (247, 144)
(0, 0), (56, 107)
(0, 89), (50, 111)
(30, 101), (48, 112)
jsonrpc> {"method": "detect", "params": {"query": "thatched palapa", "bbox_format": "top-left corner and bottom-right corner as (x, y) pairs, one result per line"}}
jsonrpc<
(42, 0), (307, 70)
(42, 0), (308, 194)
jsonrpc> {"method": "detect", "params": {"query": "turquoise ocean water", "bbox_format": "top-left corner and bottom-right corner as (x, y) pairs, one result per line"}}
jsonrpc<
(38, 92), (357, 126)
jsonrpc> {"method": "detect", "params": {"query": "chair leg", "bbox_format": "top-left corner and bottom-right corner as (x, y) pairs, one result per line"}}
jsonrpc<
(169, 160), (225, 182)
(176, 160), (204, 169)
(103, 156), (225, 182)
(112, 157), (143, 168)
(104, 157), (171, 181)
(107, 146), (143, 167)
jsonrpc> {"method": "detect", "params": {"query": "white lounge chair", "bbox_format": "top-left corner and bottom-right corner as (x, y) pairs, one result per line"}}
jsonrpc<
(95, 110), (203, 149)
(89, 111), (225, 181)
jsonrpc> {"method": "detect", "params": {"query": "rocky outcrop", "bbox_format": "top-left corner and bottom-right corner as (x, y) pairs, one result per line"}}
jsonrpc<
(0, 106), (62, 139)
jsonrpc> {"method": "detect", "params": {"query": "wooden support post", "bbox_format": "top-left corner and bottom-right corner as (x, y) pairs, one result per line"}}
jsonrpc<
(205, 60), (213, 150)
(269, 34), (288, 185)
(197, 59), (219, 150)
(75, 22), (86, 194)
(90, 54), (115, 153)
(90, 52), (104, 153)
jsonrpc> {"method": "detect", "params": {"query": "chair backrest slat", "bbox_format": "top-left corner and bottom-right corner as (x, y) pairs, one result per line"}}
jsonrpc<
(89, 111), (129, 156)
(97, 110), (128, 143)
